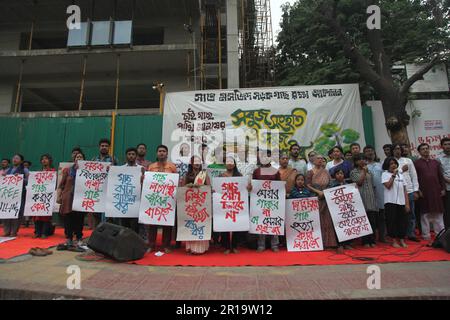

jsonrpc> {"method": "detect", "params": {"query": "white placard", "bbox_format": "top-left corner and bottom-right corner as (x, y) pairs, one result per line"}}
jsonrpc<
(176, 186), (212, 241)
(249, 180), (286, 235)
(0, 175), (24, 219)
(138, 172), (179, 226)
(24, 171), (57, 216)
(72, 161), (110, 213)
(212, 176), (250, 232)
(286, 197), (323, 252)
(324, 184), (373, 242)
(105, 166), (142, 218)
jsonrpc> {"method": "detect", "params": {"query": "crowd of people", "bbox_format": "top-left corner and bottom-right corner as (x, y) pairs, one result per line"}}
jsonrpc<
(1, 136), (449, 256)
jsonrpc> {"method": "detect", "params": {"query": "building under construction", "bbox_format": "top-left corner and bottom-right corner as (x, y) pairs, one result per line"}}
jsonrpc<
(0, 0), (274, 167)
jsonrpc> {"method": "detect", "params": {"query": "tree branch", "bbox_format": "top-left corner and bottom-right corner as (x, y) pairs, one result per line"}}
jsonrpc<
(318, 1), (382, 90)
(399, 56), (441, 95)
(366, 28), (392, 81)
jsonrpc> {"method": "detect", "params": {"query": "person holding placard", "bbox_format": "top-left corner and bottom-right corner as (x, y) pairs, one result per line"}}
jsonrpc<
(180, 155), (211, 255)
(117, 147), (144, 234)
(328, 168), (354, 250)
(57, 152), (86, 251)
(207, 145), (227, 247)
(329, 168), (346, 188)
(351, 154), (378, 248)
(33, 154), (56, 239)
(218, 155), (245, 254)
(2, 154), (29, 237)
(382, 157), (410, 248)
(147, 145), (177, 253)
(90, 138), (117, 229)
(250, 149), (281, 252)
(288, 174), (313, 199)
(306, 154), (342, 253)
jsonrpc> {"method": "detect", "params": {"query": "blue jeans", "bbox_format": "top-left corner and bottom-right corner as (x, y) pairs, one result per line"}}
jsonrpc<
(406, 192), (416, 238)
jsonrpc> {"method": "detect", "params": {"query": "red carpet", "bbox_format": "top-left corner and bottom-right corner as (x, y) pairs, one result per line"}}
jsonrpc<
(132, 239), (450, 267)
(2, 227), (448, 266)
(0, 226), (92, 260)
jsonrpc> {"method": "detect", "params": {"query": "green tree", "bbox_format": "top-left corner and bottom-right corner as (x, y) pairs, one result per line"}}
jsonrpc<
(276, 0), (450, 144)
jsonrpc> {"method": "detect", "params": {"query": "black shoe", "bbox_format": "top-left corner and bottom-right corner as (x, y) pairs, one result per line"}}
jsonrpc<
(408, 236), (420, 242)
(56, 243), (68, 251)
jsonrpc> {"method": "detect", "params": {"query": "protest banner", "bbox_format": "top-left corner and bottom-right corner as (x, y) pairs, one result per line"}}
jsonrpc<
(24, 171), (57, 217)
(176, 186), (212, 241)
(163, 85), (365, 164)
(72, 161), (110, 212)
(105, 166), (142, 218)
(324, 184), (373, 242)
(212, 176), (250, 232)
(249, 180), (286, 235)
(0, 175), (24, 219)
(286, 197), (323, 252)
(138, 172), (179, 226)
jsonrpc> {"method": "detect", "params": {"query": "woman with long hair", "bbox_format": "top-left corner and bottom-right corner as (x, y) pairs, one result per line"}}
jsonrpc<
(180, 155), (211, 254)
(306, 154), (343, 253)
(2, 154), (29, 237)
(219, 155), (244, 254)
(56, 152), (86, 251)
(33, 154), (56, 239)
(382, 157), (410, 248)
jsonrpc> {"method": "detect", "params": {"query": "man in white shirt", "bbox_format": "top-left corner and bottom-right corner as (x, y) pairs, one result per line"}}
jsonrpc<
(392, 143), (420, 242)
(120, 147), (144, 235)
(288, 143), (307, 175)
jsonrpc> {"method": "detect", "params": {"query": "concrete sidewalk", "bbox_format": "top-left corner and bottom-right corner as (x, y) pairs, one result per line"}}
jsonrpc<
(1, 250), (449, 300)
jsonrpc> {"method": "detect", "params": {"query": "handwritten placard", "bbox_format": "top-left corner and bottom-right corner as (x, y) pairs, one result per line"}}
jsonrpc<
(249, 180), (286, 235)
(72, 161), (110, 212)
(176, 186), (212, 241)
(0, 175), (24, 219)
(24, 171), (57, 217)
(286, 197), (323, 252)
(212, 176), (250, 232)
(105, 166), (142, 218)
(324, 184), (373, 242)
(138, 172), (179, 226)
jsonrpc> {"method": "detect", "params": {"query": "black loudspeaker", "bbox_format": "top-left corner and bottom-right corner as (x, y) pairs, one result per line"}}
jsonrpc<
(432, 228), (450, 253)
(87, 222), (147, 262)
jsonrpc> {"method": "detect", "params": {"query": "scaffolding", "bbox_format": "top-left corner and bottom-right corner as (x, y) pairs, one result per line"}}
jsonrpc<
(239, 0), (275, 88)
(200, 1), (226, 90)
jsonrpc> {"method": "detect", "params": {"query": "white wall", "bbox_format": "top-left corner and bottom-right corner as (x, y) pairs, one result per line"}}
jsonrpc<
(367, 100), (450, 159)
(0, 85), (14, 113)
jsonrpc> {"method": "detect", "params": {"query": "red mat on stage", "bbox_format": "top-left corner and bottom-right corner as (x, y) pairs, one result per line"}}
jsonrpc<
(132, 239), (450, 267)
(0, 227), (92, 260)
